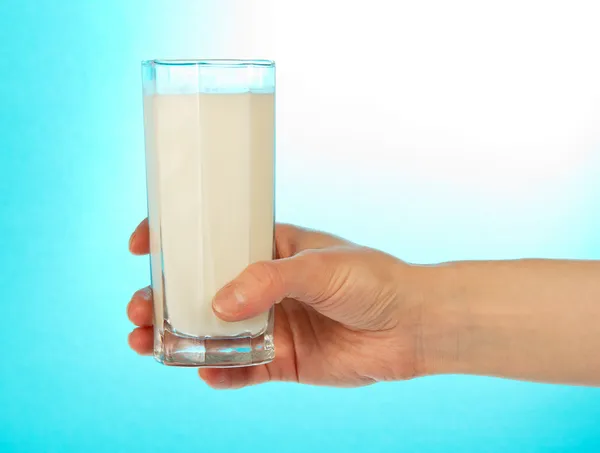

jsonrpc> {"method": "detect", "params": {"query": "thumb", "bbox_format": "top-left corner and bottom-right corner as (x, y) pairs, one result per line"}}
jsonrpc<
(212, 251), (337, 321)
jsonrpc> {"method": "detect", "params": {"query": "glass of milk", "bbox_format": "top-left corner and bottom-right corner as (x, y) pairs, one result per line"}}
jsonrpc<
(141, 59), (276, 367)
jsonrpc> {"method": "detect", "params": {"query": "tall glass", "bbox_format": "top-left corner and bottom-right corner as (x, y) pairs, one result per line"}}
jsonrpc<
(141, 59), (276, 367)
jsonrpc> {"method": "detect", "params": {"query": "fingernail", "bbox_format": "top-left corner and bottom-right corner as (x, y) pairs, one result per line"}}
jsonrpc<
(213, 284), (247, 315)
(129, 232), (136, 250)
(135, 286), (152, 301)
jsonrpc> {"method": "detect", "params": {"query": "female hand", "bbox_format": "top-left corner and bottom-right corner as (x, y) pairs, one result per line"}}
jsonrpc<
(127, 221), (425, 389)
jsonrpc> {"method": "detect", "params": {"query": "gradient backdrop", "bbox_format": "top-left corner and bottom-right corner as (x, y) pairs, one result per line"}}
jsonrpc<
(1, 1), (600, 452)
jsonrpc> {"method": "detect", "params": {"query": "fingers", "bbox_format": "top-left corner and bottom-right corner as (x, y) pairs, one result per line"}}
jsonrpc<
(275, 223), (348, 258)
(126, 294), (274, 387)
(212, 250), (339, 321)
(126, 287), (292, 390)
(128, 327), (153, 355)
(127, 285), (153, 355)
(128, 220), (346, 258)
(198, 365), (271, 390)
(129, 218), (150, 255)
(127, 286), (153, 326)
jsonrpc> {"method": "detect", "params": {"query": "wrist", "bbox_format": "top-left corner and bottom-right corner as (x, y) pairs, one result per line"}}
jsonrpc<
(406, 263), (469, 377)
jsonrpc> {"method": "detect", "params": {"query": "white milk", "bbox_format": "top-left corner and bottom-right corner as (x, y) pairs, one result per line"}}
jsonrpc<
(144, 93), (274, 337)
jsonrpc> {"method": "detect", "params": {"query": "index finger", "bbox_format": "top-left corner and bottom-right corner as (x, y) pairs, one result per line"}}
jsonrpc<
(129, 219), (348, 258)
(129, 218), (150, 255)
(275, 223), (349, 259)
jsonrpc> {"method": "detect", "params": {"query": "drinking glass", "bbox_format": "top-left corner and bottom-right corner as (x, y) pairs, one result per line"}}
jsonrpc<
(141, 59), (276, 367)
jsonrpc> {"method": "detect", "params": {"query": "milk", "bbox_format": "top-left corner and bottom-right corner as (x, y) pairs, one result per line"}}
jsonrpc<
(144, 93), (275, 338)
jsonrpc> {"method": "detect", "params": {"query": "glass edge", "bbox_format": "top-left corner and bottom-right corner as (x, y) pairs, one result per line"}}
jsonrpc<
(141, 59), (275, 68)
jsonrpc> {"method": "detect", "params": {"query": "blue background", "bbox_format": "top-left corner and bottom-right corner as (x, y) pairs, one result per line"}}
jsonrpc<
(1, 1), (600, 452)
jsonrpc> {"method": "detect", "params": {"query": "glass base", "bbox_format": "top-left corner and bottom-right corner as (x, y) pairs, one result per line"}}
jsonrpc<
(154, 322), (275, 367)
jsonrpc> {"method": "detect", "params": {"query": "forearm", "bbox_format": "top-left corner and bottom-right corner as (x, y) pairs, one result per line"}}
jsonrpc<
(416, 259), (600, 386)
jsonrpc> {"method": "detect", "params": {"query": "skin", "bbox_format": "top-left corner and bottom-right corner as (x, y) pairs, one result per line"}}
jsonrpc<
(127, 219), (600, 389)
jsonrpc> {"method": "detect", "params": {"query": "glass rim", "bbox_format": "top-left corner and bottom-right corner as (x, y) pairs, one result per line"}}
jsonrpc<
(142, 59), (275, 68)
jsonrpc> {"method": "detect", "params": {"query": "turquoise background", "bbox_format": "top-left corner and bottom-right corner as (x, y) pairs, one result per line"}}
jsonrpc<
(1, 1), (600, 452)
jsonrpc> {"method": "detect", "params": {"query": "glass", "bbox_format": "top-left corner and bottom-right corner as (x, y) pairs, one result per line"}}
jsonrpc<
(141, 59), (276, 367)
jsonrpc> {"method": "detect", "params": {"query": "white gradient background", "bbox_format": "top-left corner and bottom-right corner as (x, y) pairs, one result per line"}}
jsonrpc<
(1, 0), (600, 452)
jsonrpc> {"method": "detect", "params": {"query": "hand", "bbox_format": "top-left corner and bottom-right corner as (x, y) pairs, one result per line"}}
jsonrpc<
(127, 220), (425, 389)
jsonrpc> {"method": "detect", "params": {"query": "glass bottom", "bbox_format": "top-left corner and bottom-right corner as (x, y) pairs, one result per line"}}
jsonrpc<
(154, 322), (275, 367)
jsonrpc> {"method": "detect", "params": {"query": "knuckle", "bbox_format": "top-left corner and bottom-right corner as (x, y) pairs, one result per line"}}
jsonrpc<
(245, 261), (283, 290)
